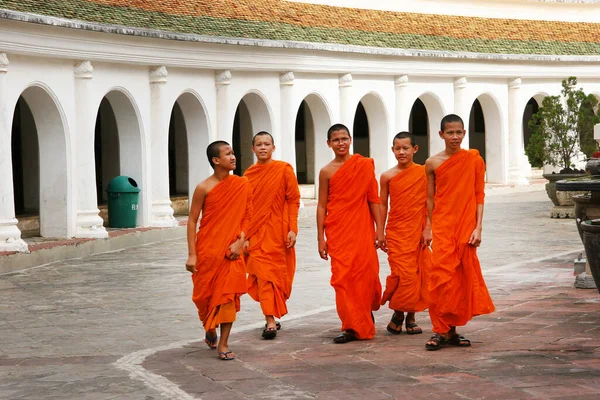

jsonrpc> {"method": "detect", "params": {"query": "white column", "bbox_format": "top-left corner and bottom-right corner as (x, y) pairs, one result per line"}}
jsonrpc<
(507, 78), (529, 185)
(215, 70), (232, 142)
(279, 71), (296, 167)
(149, 66), (178, 228)
(394, 75), (409, 133)
(339, 73), (354, 130)
(73, 61), (108, 238)
(454, 77), (470, 149)
(0, 54), (28, 252)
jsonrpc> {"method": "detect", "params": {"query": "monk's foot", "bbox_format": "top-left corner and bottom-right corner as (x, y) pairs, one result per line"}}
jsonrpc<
(405, 318), (422, 335)
(264, 316), (281, 331)
(204, 330), (218, 349)
(448, 334), (471, 347)
(262, 323), (277, 340)
(333, 330), (357, 344)
(386, 312), (404, 335)
(217, 344), (236, 360)
(218, 351), (236, 361)
(425, 333), (452, 351)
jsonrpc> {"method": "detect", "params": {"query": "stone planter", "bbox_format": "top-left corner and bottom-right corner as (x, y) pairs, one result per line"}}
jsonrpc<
(544, 173), (587, 218)
(581, 219), (600, 294)
(585, 158), (600, 176)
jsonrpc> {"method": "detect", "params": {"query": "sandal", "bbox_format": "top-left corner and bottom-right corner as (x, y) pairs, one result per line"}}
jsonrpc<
(262, 327), (277, 340)
(405, 322), (423, 335)
(204, 332), (218, 349)
(264, 321), (281, 330)
(333, 331), (357, 344)
(448, 334), (471, 347)
(219, 351), (235, 361)
(386, 312), (404, 335)
(425, 333), (450, 351)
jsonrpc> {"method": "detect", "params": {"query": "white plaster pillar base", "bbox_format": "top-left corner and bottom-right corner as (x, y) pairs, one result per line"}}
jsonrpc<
(280, 72), (296, 167)
(0, 54), (28, 252)
(507, 78), (529, 186)
(150, 66), (177, 228)
(574, 272), (597, 289)
(73, 61), (108, 239)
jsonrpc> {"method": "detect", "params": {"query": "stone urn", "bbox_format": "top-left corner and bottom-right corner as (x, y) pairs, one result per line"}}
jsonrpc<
(581, 219), (600, 294)
(544, 173), (587, 218)
(586, 158), (600, 176)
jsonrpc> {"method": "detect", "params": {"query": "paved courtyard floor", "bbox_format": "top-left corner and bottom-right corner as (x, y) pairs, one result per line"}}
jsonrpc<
(1, 189), (598, 399)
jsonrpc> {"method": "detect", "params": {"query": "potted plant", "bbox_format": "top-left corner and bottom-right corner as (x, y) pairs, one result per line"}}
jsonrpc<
(525, 77), (600, 217)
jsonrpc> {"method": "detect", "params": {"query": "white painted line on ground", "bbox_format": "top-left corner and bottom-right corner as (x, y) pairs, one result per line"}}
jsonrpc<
(113, 304), (336, 400)
(484, 248), (583, 272)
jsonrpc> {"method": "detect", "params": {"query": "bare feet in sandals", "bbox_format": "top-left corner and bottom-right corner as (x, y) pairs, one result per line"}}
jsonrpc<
(387, 312), (404, 334)
(405, 313), (422, 335)
(425, 327), (470, 350)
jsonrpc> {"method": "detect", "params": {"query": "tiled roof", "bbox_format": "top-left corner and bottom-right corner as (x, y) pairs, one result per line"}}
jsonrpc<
(2, 0), (600, 56)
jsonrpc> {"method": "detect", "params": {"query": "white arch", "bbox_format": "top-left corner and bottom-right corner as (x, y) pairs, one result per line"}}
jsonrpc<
(173, 91), (212, 201)
(297, 92), (334, 197)
(410, 91), (447, 158)
(234, 91), (274, 173)
(357, 92), (390, 176)
(16, 84), (72, 237)
(99, 88), (147, 226)
(475, 93), (505, 183)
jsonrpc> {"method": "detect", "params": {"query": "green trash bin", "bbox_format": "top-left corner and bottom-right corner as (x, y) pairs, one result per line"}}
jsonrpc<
(106, 176), (140, 228)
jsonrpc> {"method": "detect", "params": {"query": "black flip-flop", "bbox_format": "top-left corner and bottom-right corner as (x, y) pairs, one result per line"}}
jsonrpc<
(219, 351), (235, 361)
(205, 332), (218, 349)
(333, 331), (357, 343)
(386, 313), (404, 335)
(405, 322), (423, 335)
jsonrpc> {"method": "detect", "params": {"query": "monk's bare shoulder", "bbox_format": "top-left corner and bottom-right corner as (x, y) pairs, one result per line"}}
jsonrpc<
(195, 175), (219, 196)
(319, 161), (340, 181)
(381, 166), (401, 182)
(425, 151), (448, 172)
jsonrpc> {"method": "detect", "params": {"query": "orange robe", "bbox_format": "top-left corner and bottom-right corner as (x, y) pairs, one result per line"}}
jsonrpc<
(244, 161), (300, 318)
(325, 154), (382, 339)
(381, 164), (431, 312)
(191, 175), (252, 331)
(428, 149), (495, 334)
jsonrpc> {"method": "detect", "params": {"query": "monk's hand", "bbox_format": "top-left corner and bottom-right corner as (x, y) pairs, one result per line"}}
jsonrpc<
(242, 240), (250, 255)
(421, 227), (433, 248)
(378, 235), (388, 253)
(185, 254), (197, 273)
(468, 227), (482, 247)
(318, 238), (328, 260)
(375, 231), (386, 252)
(228, 239), (243, 260)
(287, 231), (297, 248)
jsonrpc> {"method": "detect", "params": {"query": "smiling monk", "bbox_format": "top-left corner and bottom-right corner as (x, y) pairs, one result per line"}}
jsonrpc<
(423, 114), (495, 351)
(317, 123), (383, 343)
(243, 131), (300, 340)
(185, 140), (252, 361)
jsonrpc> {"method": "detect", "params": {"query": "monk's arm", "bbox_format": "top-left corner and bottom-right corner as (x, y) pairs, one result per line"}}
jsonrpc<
(317, 169), (329, 260)
(185, 184), (206, 272)
(379, 173), (390, 233)
(423, 160), (435, 246)
(285, 167), (301, 248)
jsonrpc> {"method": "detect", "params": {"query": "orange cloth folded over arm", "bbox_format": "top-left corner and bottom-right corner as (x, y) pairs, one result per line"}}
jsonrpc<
(191, 175), (252, 331)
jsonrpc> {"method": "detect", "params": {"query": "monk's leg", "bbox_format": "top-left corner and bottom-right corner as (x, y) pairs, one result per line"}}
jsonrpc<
(405, 312), (422, 335)
(216, 302), (237, 360)
(387, 311), (404, 334)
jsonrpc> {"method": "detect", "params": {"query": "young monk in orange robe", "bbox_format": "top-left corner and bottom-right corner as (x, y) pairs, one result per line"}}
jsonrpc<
(317, 123), (383, 344)
(380, 132), (432, 335)
(185, 140), (252, 360)
(243, 131), (300, 340)
(423, 114), (495, 351)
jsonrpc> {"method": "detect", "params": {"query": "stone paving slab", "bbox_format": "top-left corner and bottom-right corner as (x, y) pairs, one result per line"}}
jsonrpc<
(144, 252), (600, 400)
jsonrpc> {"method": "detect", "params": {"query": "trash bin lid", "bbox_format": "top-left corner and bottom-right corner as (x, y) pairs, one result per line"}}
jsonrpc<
(106, 176), (141, 193)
